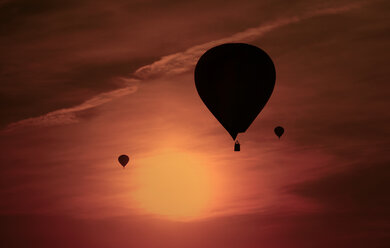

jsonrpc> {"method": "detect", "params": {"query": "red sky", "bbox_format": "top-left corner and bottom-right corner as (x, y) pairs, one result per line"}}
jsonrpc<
(0, 0), (389, 247)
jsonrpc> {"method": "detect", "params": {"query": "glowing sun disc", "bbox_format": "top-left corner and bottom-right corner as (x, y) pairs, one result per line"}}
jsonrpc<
(131, 151), (215, 220)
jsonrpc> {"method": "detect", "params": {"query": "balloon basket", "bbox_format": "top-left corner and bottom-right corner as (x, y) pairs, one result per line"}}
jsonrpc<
(234, 141), (240, 152)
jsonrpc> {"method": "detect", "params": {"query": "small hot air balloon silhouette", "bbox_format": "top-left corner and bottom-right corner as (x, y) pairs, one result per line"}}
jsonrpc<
(274, 126), (284, 139)
(118, 155), (129, 168)
(195, 43), (276, 151)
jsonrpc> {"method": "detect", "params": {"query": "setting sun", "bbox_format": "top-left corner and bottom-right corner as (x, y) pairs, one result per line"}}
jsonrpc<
(131, 151), (216, 221)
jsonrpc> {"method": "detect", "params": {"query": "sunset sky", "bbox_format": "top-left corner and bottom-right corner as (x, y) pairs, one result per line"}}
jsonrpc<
(0, 0), (389, 247)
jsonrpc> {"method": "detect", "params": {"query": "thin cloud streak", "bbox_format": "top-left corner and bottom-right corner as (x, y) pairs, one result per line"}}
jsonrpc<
(4, 79), (139, 132)
(4, 1), (366, 131)
(134, 1), (366, 79)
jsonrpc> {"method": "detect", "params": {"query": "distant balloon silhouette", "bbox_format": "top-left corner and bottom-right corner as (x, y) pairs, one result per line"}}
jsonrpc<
(118, 155), (129, 168)
(195, 43), (276, 150)
(274, 126), (284, 139)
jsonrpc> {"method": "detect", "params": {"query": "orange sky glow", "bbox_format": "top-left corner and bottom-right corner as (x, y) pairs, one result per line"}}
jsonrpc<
(0, 0), (389, 247)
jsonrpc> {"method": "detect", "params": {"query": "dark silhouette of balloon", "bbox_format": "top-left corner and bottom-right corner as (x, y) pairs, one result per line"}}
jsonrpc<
(194, 43), (276, 143)
(274, 126), (284, 139)
(118, 155), (129, 168)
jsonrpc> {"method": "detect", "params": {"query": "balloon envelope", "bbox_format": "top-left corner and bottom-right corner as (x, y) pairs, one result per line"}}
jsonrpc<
(274, 126), (284, 138)
(194, 43), (276, 140)
(118, 154), (129, 167)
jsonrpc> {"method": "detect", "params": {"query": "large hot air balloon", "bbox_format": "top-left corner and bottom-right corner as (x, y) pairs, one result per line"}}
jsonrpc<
(194, 43), (276, 150)
(118, 154), (129, 168)
(274, 126), (284, 139)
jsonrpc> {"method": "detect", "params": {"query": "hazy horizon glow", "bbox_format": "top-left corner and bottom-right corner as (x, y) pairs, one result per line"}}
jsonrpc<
(0, 0), (389, 247)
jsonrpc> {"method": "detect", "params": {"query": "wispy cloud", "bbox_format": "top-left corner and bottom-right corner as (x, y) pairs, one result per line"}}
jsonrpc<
(134, 2), (366, 79)
(4, 78), (139, 131)
(4, 1), (365, 131)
